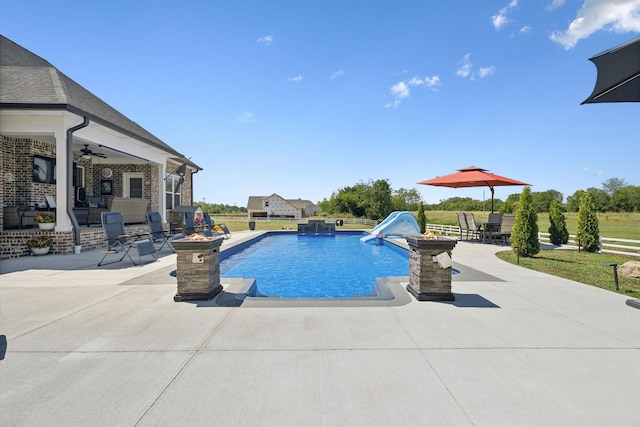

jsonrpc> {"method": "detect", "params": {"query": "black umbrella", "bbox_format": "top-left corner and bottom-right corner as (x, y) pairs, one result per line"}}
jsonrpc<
(582, 36), (640, 104)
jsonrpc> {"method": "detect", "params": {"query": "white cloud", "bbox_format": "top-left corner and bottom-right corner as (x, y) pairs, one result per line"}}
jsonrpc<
(550, 0), (640, 49)
(492, 0), (518, 30)
(408, 75), (442, 90)
(456, 54), (495, 80)
(479, 66), (496, 77)
(520, 25), (532, 34)
(236, 112), (255, 123)
(391, 81), (410, 98)
(385, 81), (410, 108)
(257, 35), (273, 46)
(330, 70), (345, 80)
(288, 75), (304, 82)
(385, 74), (442, 108)
(548, 0), (566, 11)
(456, 54), (473, 78)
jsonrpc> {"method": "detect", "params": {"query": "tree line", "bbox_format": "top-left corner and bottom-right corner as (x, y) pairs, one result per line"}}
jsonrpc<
(318, 179), (423, 220)
(317, 177), (638, 220)
(194, 201), (247, 215)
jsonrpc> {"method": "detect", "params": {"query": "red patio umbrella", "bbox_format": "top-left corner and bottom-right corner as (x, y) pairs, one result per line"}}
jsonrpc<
(417, 166), (530, 212)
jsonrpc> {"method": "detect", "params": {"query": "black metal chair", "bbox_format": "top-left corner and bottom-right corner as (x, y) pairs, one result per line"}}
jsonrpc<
(147, 212), (175, 252)
(98, 211), (156, 266)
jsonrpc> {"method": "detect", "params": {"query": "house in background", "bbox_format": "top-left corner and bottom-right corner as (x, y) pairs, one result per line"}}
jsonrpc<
(0, 35), (201, 258)
(247, 194), (319, 219)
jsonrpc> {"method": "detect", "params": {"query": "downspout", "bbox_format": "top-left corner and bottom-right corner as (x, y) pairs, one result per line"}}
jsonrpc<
(67, 117), (90, 246)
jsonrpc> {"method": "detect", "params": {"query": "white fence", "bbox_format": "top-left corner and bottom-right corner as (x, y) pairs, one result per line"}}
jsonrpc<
(538, 232), (640, 257)
(211, 216), (379, 227)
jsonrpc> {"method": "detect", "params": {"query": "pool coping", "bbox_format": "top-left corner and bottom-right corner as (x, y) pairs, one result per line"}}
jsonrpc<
(214, 231), (503, 307)
(218, 230), (412, 307)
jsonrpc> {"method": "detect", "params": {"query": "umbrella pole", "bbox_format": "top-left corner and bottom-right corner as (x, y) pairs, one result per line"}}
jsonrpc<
(490, 186), (495, 213)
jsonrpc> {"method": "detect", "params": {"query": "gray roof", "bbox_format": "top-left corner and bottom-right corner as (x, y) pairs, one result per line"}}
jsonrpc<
(0, 35), (200, 170)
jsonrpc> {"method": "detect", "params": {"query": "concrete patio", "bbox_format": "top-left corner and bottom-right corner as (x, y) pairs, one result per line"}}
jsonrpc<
(1, 232), (638, 426)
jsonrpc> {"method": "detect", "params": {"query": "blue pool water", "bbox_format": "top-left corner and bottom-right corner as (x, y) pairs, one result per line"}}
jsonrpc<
(220, 232), (409, 298)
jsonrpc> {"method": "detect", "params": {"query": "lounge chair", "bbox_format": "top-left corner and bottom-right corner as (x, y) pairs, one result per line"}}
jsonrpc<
(147, 212), (176, 252)
(98, 211), (157, 266)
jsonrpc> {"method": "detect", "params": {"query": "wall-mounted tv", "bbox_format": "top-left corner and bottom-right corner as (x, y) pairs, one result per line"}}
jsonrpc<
(33, 155), (56, 184)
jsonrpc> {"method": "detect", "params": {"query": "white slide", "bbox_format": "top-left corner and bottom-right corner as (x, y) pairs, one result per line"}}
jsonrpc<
(360, 211), (421, 242)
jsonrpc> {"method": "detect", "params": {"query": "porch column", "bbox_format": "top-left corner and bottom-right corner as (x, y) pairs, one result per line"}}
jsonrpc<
(54, 127), (72, 232)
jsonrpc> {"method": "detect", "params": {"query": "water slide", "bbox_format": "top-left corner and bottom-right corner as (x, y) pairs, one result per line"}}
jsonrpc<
(360, 211), (421, 242)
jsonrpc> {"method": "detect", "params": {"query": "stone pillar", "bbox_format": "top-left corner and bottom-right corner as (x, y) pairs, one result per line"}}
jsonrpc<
(405, 236), (457, 301)
(172, 237), (224, 302)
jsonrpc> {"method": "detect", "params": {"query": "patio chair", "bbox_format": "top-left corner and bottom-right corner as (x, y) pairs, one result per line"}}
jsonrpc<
(147, 212), (175, 252)
(464, 213), (481, 240)
(202, 212), (214, 228)
(457, 212), (480, 240)
(98, 211), (157, 266)
(487, 213), (516, 244)
(482, 212), (502, 242)
(488, 213), (501, 228)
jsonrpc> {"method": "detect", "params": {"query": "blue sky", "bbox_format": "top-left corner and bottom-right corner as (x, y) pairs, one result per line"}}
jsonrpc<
(3, 0), (639, 207)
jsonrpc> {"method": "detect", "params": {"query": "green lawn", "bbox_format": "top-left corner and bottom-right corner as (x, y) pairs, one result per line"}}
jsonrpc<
(496, 249), (640, 298)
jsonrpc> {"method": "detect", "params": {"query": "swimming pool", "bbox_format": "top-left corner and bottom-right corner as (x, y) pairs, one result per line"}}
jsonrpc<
(220, 232), (409, 298)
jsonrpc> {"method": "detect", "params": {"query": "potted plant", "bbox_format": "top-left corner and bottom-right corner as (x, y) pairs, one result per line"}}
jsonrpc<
(27, 236), (53, 255)
(34, 212), (55, 230)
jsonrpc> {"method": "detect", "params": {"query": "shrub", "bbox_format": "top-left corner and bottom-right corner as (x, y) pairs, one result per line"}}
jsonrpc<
(576, 192), (600, 252)
(417, 202), (427, 234)
(548, 199), (569, 245)
(510, 187), (540, 257)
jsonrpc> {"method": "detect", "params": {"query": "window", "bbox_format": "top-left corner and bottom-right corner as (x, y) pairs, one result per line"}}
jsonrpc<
(33, 155), (56, 184)
(165, 174), (182, 209)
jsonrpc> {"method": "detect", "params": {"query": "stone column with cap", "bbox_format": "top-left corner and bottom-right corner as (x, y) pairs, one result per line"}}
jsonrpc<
(172, 236), (224, 302)
(405, 236), (457, 301)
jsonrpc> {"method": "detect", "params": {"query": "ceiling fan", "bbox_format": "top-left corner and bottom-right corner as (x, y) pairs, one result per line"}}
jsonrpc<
(80, 144), (107, 159)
